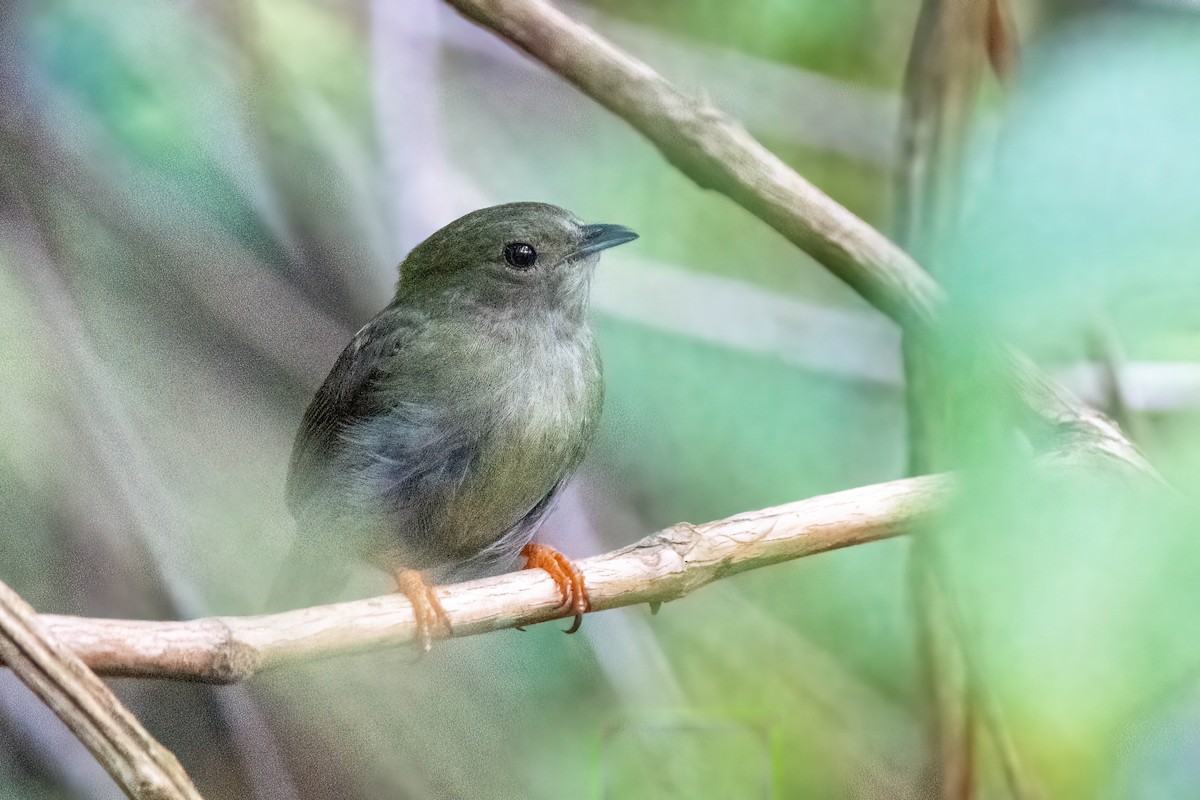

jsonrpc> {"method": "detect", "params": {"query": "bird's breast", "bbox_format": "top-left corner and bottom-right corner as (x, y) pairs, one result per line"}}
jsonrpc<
(438, 323), (602, 554)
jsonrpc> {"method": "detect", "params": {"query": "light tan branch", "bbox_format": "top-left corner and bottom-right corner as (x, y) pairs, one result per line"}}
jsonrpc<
(21, 476), (948, 685)
(442, 0), (1152, 479)
(0, 580), (203, 799)
(447, 0), (941, 327)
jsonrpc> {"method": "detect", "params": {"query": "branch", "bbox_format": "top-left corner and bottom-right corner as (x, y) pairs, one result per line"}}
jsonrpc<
(0, 580), (203, 799)
(442, 0), (1153, 478)
(17, 476), (948, 684)
(447, 0), (940, 328)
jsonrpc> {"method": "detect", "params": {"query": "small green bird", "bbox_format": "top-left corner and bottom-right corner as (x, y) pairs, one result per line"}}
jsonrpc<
(272, 202), (637, 648)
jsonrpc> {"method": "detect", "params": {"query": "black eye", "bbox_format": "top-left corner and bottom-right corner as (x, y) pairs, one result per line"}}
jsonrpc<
(503, 242), (537, 270)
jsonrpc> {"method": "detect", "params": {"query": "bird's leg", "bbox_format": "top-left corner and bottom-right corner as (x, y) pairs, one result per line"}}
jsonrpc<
(394, 569), (451, 652)
(520, 543), (590, 634)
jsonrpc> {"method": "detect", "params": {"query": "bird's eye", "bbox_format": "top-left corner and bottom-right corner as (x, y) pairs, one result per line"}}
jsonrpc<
(503, 242), (537, 270)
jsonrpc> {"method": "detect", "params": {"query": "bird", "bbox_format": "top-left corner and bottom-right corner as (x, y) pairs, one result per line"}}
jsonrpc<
(270, 202), (637, 649)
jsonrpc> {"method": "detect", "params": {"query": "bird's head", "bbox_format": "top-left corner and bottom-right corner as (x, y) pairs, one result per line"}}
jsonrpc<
(396, 202), (637, 320)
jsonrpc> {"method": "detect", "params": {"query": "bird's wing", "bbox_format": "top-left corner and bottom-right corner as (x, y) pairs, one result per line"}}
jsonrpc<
(285, 311), (405, 515)
(437, 478), (568, 582)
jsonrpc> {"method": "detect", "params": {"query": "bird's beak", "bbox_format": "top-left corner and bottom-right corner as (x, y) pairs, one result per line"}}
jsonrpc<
(572, 223), (639, 259)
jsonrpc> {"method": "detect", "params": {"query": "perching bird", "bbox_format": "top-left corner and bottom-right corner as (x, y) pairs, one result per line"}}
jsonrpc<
(271, 202), (637, 649)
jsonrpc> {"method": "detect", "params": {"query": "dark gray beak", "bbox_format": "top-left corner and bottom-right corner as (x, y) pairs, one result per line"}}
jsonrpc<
(574, 223), (638, 258)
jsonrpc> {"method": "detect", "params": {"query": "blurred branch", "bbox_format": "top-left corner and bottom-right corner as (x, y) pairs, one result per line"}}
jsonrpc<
(896, 0), (998, 267)
(601, 256), (1200, 410)
(1, 151), (304, 800)
(370, 0), (487, 252)
(985, 0), (1018, 80)
(1087, 323), (1139, 441)
(441, 0), (1153, 481)
(897, 3), (999, 799)
(10, 476), (948, 684)
(909, 564), (974, 799)
(596, 255), (903, 385)
(1063, 362), (1200, 414)
(0, 580), (203, 800)
(896, 2), (1032, 798)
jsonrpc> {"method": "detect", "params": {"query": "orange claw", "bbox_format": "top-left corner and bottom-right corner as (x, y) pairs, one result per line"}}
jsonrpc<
(395, 569), (451, 652)
(521, 543), (590, 633)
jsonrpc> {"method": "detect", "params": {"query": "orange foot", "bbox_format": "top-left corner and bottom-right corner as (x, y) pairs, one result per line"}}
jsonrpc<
(521, 543), (590, 634)
(395, 569), (451, 652)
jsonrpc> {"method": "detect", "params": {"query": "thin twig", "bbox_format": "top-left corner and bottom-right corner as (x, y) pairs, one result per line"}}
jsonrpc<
(6, 476), (949, 684)
(0, 580), (203, 800)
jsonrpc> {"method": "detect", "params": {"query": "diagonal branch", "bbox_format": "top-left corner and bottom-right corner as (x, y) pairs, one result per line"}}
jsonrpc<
(10, 475), (948, 685)
(447, 0), (941, 328)
(442, 0), (1152, 479)
(0, 580), (203, 799)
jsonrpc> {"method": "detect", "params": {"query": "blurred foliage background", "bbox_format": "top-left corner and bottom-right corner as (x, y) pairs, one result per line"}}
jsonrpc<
(1, 0), (1200, 798)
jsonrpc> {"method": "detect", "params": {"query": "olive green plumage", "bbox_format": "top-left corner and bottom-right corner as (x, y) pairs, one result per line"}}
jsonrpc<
(270, 202), (636, 607)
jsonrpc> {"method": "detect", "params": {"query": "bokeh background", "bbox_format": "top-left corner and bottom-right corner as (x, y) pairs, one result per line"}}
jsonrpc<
(2, 0), (1200, 798)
